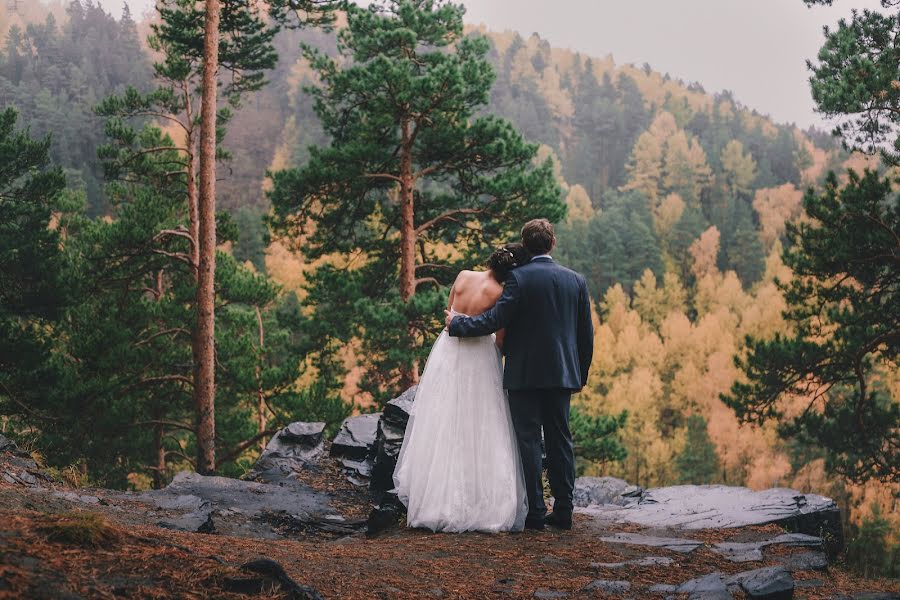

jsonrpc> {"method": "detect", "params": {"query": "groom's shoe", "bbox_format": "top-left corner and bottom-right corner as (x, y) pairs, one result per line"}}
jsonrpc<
(524, 516), (545, 531)
(545, 510), (572, 530)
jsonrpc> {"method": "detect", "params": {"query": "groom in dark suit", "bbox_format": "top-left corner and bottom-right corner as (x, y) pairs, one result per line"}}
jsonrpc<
(445, 219), (594, 531)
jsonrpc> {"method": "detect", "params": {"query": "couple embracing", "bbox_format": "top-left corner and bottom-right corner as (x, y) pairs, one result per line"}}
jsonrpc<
(394, 219), (594, 533)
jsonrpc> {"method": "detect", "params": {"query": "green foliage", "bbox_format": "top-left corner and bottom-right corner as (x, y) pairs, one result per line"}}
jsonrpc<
(724, 170), (899, 483)
(806, 1), (900, 164)
(0, 107), (74, 435)
(845, 505), (899, 578)
(269, 0), (564, 400)
(232, 206), (269, 272)
(570, 406), (628, 469)
(556, 191), (663, 302)
(675, 415), (721, 484)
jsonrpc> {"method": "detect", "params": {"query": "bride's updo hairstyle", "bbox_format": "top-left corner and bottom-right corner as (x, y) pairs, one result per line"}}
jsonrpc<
(488, 243), (530, 282)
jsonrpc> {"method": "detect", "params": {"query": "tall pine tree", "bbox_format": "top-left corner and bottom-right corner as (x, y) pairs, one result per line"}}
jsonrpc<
(269, 0), (563, 400)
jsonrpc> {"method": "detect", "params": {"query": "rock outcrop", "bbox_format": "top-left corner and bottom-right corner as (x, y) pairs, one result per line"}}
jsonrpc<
(246, 422), (326, 487)
(576, 481), (844, 554)
(370, 385), (416, 494)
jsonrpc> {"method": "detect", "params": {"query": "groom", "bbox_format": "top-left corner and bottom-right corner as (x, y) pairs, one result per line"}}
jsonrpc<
(445, 219), (594, 531)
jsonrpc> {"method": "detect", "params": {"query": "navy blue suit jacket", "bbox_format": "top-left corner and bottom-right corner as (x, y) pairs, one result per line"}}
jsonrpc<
(448, 257), (594, 391)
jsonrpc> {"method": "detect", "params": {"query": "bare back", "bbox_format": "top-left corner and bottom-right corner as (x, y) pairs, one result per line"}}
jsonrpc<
(448, 270), (503, 316)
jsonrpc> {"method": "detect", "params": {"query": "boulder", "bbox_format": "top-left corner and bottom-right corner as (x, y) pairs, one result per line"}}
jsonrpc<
(382, 385), (417, 429)
(573, 476), (641, 507)
(249, 422), (326, 483)
(726, 566), (794, 600)
(330, 413), (380, 460)
(580, 484), (843, 555)
(370, 386), (417, 494)
(676, 572), (731, 599)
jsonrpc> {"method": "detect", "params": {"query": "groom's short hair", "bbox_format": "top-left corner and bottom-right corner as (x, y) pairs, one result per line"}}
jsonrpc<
(522, 219), (555, 255)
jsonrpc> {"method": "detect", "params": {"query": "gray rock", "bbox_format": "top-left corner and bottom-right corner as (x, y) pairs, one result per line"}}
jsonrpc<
(382, 385), (417, 429)
(648, 583), (678, 593)
(582, 580), (630, 594)
(0, 434), (15, 453)
(52, 491), (101, 505)
(852, 594), (900, 600)
(726, 566), (794, 600)
(533, 589), (568, 599)
(677, 572), (729, 596)
(712, 533), (823, 562)
(592, 556), (674, 568)
(573, 476), (642, 507)
(330, 413), (380, 460)
(370, 386), (417, 494)
(340, 458), (373, 486)
(580, 484), (843, 554)
(255, 422), (326, 471)
(141, 470), (346, 538)
(783, 551), (828, 571)
(599, 532), (704, 553)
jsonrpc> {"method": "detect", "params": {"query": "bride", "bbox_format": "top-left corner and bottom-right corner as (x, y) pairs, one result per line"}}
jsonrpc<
(393, 244), (531, 533)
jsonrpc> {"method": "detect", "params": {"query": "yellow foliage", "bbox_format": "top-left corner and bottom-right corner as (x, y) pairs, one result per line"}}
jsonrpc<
(752, 184), (803, 251)
(565, 184), (594, 224)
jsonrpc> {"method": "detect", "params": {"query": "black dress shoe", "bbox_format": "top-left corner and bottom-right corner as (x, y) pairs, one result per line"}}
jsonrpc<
(524, 516), (545, 531)
(545, 511), (572, 530)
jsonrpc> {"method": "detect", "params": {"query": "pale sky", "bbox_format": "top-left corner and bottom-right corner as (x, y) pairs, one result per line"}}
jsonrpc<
(94, 0), (883, 129)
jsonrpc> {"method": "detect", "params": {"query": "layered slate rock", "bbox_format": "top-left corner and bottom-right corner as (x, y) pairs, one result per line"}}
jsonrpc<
(726, 566), (794, 600)
(247, 422), (326, 487)
(140, 470), (352, 537)
(592, 556), (674, 568)
(582, 580), (630, 594)
(573, 476), (642, 507)
(580, 484), (843, 553)
(370, 385), (416, 494)
(712, 532), (824, 562)
(598, 532), (704, 553)
(330, 413), (380, 461)
(666, 572), (732, 599)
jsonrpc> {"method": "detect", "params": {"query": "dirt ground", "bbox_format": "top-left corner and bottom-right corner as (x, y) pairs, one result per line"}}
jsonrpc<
(0, 450), (898, 600)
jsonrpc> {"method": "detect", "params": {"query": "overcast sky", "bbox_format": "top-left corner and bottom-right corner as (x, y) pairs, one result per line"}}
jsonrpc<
(94, 0), (883, 129)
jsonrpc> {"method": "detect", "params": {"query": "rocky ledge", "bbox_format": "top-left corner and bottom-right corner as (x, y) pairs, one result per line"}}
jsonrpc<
(0, 396), (897, 599)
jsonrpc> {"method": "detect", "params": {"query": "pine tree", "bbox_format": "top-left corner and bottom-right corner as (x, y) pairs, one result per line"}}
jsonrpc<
(675, 415), (721, 484)
(805, 0), (900, 164)
(724, 171), (899, 483)
(0, 108), (73, 437)
(269, 0), (563, 400)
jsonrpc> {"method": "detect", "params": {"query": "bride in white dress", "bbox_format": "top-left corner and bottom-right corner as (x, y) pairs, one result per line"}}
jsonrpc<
(393, 244), (531, 533)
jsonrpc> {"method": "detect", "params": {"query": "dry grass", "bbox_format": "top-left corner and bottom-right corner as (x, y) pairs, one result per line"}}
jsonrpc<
(39, 511), (121, 548)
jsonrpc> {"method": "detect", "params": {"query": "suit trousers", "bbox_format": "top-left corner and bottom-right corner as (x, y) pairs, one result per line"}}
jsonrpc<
(507, 389), (575, 520)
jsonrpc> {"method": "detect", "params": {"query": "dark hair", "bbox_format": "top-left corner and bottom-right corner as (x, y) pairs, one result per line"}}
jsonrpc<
(488, 243), (529, 282)
(521, 218), (555, 255)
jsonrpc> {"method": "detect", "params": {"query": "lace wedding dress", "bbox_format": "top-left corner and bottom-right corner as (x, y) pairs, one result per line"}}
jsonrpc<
(393, 312), (527, 533)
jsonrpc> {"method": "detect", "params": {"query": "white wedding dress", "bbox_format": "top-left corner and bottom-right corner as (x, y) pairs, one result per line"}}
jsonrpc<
(393, 312), (527, 533)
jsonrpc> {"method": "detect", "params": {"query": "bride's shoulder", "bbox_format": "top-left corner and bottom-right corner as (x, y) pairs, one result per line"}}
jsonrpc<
(454, 269), (477, 283)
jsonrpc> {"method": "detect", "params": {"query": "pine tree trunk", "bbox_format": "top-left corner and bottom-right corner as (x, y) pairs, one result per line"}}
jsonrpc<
(153, 421), (165, 490)
(194, 0), (221, 475)
(398, 118), (419, 388)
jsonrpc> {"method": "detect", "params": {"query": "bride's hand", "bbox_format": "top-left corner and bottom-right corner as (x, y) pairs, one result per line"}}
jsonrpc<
(443, 309), (453, 330)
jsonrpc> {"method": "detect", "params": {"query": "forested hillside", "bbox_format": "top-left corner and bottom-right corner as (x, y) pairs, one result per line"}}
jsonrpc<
(1, 1), (895, 574)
